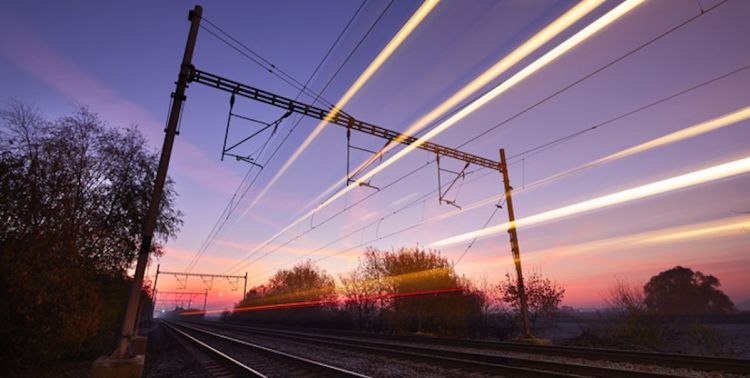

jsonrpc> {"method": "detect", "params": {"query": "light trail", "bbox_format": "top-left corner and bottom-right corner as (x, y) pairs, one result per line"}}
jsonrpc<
(238, 103), (750, 277)
(430, 155), (750, 247)
(334, 0), (643, 196)
(181, 287), (463, 316)
(376, 105), (750, 246)
(635, 216), (750, 245)
(527, 105), (750, 188)
(462, 215), (750, 268)
(225, 0), (642, 273)
(296, 0), (606, 212)
(242, 267), (452, 306)
(237, 0), (440, 221)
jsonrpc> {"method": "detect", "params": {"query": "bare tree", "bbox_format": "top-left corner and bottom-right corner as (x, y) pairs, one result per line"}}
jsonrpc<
(498, 269), (565, 335)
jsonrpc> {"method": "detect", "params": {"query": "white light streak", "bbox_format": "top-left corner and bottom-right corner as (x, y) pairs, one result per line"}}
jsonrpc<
(297, 0), (608, 215)
(238, 0), (441, 220)
(430, 155), (750, 247)
(225, 0), (642, 273)
(530, 105), (750, 188)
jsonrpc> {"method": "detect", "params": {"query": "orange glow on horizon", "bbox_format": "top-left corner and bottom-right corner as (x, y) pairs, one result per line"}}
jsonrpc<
(180, 287), (463, 316)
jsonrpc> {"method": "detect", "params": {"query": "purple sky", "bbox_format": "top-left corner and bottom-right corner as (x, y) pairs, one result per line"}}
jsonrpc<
(2, 0), (749, 310)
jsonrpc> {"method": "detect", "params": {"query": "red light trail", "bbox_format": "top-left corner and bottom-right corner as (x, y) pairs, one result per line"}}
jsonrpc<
(180, 287), (463, 316)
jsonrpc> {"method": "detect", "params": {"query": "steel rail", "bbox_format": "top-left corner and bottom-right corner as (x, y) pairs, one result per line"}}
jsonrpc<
(162, 320), (266, 377)
(216, 322), (750, 375)
(164, 320), (370, 377)
(183, 321), (681, 377)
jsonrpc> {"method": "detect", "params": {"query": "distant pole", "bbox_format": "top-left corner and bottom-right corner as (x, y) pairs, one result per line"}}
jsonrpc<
(152, 264), (160, 296)
(203, 290), (208, 312)
(243, 272), (248, 300)
(499, 148), (532, 339)
(150, 264), (160, 321)
(113, 5), (203, 358)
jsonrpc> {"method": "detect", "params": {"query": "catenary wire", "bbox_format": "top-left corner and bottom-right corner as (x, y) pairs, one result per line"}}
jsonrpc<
(458, 0), (729, 151)
(193, 0), (392, 270)
(219, 0), (726, 274)
(185, 1), (368, 272)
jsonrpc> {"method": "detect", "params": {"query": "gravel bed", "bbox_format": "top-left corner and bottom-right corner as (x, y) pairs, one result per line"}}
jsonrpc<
(373, 340), (749, 378)
(176, 329), (322, 377)
(144, 323), (211, 378)
(193, 323), (497, 377)
(209, 324), (750, 378)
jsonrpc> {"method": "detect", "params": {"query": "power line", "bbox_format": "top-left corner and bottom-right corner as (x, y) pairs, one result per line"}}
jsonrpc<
(224, 0), (397, 225)
(507, 62), (750, 163)
(185, 2), (368, 272)
(223, 0), (680, 272)
(454, 197), (505, 266)
(244, 167), (499, 285)
(458, 0), (729, 151)
(221, 0), (373, 219)
(221, 0), (729, 275)
(187, 0), (391, 272)
(194, 0), (386, 268)
(227, 0), (433, 227)
(214, 1), (613, 274)
(227, 160), (441, 274)
(200, 16), (333, 108)
(238, 55), (750, 280)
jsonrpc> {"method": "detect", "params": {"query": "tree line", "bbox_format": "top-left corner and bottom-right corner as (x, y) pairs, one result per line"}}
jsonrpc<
(230, 247), (566, 338)
(227, 249), (738, 355)
(1, 101), (740, 370)
(0, 102), (182, 371)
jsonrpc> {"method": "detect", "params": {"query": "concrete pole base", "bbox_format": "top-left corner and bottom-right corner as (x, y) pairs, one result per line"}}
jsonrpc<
(131, 336), (148, 355)
(90, 354), (144, 378)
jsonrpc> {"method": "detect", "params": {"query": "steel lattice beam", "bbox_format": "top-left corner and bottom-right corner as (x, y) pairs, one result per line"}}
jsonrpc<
(159, 271), (245, 279)
(188, 67), (501, 170)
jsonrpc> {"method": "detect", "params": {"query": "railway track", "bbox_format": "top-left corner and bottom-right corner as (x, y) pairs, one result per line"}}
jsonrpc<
(162, 320), (369, 377)
(202, 320), (750, 375)
(179, 320), (698, 377)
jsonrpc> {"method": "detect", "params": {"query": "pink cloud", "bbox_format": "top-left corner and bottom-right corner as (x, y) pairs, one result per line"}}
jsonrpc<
(0, 10), (239, 195)
(161, 245), (241, 268)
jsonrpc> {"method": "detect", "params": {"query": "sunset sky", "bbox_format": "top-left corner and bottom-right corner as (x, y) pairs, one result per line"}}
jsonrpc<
(2, 0), (748, 311)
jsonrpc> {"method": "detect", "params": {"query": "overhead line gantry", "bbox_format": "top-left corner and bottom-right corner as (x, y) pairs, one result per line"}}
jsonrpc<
(186, 66), (532, 337)
(117, 6), (533, 359)
(189, 68), (500, 170)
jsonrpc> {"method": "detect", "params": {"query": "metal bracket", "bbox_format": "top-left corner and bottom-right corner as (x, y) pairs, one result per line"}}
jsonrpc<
(436, 154), (469, 209)
(199, 276), (214, 291)
(221, 90), (292, 165)
(173, 274), (188, 290)
(226, 277), (239, 291)
(223, 153), (264, 168)
(345, 127), (385, 191)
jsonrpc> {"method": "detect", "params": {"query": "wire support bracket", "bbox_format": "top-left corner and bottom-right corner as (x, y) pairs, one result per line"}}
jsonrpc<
(220, 87), (292, 166)
(345, 124), (385, 191)
(188, 67), (500, 170)
(436, 153), (469, 210)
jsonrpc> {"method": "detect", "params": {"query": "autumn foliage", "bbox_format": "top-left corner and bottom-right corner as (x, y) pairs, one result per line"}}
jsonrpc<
(0, 103), (182, 369)
(232, 248), (517, 338)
